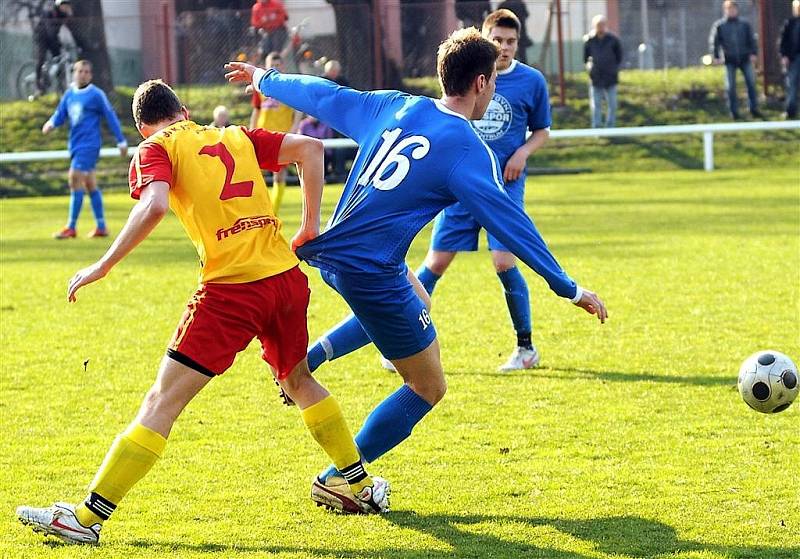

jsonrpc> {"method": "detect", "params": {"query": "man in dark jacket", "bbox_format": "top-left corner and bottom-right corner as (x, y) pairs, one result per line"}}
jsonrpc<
(583, 14), (623, 128)
(780, 0), (800, 119)
(33, 0), (73, 97)
(709, 0), (761, 119)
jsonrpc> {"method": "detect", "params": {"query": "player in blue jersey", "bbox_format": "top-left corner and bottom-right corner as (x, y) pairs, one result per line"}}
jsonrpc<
(226, 28), (606, 511)
(305, 9), (554, 374)
(43, 60), (128, 239)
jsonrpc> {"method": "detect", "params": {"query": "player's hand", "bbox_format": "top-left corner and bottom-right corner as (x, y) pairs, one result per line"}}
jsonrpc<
(119, 145), (128, 158)
(503, 147), (529, 183)
(290, 226), (319, 252)
(67, 262), (109, 302)
(575, 288), (607, 324)
(225, 62), (258, 85)
(750, 54), (758, 66)
(42, 121), (54, 135)
(713, 58), (723, 66)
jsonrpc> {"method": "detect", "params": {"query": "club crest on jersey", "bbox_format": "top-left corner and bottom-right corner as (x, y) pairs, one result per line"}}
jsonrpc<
(473, 94), (512, 142)
(216, 215), (277, 241)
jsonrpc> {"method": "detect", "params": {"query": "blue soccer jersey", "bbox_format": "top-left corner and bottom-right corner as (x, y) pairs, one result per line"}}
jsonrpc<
(47, 84), (126, 154)
(254, 69), (578, 302)
(432, 60), (551, 253)
(472, 60), (551, 173)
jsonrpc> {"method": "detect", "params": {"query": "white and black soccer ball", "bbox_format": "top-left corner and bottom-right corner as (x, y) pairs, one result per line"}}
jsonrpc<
(738, 350), (798, 414)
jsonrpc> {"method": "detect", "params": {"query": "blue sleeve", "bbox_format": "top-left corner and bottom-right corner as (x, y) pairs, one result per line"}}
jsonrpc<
(256, 69), (404, 143)
(447, 141), (577, 300)
(50, 91), (69, 127)
(528, 71), (551, 131)
(98, 90), (126, 144)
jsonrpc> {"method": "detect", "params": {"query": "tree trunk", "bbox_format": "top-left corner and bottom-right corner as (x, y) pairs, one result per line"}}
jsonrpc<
(326, 0), (374, 89)
(65, 0), (114, 94)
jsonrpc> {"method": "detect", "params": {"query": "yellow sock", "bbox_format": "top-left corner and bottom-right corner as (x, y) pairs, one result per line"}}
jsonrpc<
(270, 181), (285, 214)
(301, 395), (372, 493)
(74, 423), (166, 526)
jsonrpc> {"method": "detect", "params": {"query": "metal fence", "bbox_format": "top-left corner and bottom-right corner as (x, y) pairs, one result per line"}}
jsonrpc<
(1, 1), (794, 100)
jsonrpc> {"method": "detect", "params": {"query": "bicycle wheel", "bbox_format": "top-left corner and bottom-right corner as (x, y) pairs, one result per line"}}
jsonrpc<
(16, 61), (39, 99)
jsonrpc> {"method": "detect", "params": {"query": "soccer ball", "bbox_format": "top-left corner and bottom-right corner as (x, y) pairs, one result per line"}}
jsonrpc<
(738, 351), (799, 414)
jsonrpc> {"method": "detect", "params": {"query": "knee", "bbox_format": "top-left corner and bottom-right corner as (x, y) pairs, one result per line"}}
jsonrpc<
(493, 255), (516, 274)
(410, 377), (447, 407)
(425, 254), (451, 276)
(278, 366), (313, 395)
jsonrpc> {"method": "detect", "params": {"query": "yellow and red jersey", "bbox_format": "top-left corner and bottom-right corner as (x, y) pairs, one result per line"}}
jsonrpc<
(251, 90), (295, 133)
(128, 120), (298, 284)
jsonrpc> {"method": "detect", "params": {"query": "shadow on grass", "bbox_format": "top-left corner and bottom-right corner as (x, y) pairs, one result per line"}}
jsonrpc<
(465, 366), (733, 387)
(122, 512), (798, 558)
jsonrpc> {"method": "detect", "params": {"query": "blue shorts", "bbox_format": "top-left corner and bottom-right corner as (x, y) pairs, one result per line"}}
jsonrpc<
(320, 267), (436, 360)
(431, 177), (525, 252)
(70, 149), (100, 172)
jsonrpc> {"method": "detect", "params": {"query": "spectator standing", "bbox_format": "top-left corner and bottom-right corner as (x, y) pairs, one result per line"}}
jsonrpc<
(32, 0), (73, 98)
(709, 0), (762, 119)
(780, 0), (800, 119)
(250, 0), (288, 58)
(210, 105), (230, 128)
(42, 60), (127, 239)
(322, 60), (354, 181)
(250, 52), (301, 213)
(583, 15), (622, 128)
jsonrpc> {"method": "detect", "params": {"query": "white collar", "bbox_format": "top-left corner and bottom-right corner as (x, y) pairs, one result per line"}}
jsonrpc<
(497, 59), (518, 76)
(433, 99), (468, 121)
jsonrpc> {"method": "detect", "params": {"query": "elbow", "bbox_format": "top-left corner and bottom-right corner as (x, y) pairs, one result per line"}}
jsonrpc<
(301, 137), (324, 163)
(145, 198), (169, 219)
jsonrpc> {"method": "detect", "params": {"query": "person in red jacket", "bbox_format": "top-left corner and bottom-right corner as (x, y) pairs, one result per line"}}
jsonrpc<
(250, 0), (289, 57)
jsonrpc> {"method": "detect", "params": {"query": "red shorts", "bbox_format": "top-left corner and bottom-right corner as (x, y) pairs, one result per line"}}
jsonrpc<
(167, 265), (309, 380)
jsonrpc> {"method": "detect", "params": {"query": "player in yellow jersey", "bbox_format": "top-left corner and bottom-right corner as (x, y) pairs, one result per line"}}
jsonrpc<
(250, 51), (301, 214)
(16, 79), (389, 546)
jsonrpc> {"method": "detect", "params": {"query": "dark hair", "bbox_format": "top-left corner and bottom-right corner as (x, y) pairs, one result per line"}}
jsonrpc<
(482, 9), (521, 35)
(437, 27), (499, 97)
(132, 79), (183, 127)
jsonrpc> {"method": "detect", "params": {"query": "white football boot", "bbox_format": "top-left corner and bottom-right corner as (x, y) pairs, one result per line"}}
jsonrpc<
(498, 346), (540, 372)
(17, 502), (101, 545)
(379, 356), (397, 373)
(311, 474), (391, 514)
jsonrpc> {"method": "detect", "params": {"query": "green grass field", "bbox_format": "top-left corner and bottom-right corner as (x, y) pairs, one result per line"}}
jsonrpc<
(1, 167), (799, 558)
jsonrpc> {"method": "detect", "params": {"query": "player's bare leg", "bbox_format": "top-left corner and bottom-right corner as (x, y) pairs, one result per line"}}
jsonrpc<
(17, 357), (210, 544)
(492, 249), (539, 371)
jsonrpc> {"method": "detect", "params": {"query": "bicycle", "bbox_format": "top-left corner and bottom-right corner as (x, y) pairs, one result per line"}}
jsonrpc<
(16, 43), (76, 100)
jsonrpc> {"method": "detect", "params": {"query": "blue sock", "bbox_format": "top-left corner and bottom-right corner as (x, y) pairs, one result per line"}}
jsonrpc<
(319, 385), (433, 481)
(67, 190), (85, 229)
(88, 190), (106, 230)
(307, 314), (372, 373)
(416, 265), (441, 295)
(497, 267), (532, 345)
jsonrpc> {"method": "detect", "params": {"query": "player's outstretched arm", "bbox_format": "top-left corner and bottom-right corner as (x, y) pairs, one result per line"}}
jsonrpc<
(277, 134), (325, 250)
(448, 146), (607, 322)
(225, 62), (401, 143)
(68, 182), (169, 302)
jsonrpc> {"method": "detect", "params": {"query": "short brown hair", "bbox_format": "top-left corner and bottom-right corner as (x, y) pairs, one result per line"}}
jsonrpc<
(482, 9), (521, 36)
(72, 59), (92, 71)
(132, 79), (182, 127)
(437, 28), (499, 97)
